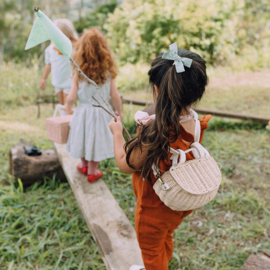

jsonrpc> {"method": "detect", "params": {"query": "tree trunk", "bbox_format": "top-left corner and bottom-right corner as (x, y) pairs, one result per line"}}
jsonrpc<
(0, 38), (4, 70)
(10, 140), (66, 185)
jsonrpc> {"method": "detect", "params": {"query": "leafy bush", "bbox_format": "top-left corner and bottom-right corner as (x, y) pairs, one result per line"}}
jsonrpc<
(115, 62), (149, 92)
(105, 0), (270, 66)
(74, 2), (118, 33)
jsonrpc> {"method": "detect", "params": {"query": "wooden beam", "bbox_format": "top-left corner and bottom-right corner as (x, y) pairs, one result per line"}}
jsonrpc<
(194, 108), (270, 124)
(122, 96), (270, 123)
(122, 96), (153, 106)
(241, 255), (270, 270)
(53, 143), (143, 270)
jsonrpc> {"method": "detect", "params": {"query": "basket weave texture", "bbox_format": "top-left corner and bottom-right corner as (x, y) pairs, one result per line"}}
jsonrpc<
(153, 156), (222, 211)
(46, 115), (72, 144)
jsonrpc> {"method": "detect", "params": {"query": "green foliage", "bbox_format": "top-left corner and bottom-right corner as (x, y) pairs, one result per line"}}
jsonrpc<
(74, 2), (118, 33)
(3, 0), (270, 70)
(116, 62), (149, 92)
(1, 0), (74, 64)
(105, 0), (270, 66)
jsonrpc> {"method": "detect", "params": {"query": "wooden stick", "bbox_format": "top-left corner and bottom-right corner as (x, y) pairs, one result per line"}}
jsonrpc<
(92, 97), (116, 120)
(92, 96), (132, 140)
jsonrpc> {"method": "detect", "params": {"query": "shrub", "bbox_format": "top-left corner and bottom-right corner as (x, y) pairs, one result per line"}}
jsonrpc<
(105, 0), (245, 64)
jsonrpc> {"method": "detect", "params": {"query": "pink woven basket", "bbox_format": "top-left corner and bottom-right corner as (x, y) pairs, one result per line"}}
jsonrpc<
(46, 115), (72, 144)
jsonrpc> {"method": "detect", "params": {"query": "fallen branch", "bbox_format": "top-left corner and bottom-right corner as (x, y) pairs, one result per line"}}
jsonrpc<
(92, 96), (131, 140)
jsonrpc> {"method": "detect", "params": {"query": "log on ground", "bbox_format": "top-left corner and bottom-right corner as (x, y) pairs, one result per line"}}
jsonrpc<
(10, 140), (66, 185)
(241, 255), (270, 270)
(53, 142), (143, 270)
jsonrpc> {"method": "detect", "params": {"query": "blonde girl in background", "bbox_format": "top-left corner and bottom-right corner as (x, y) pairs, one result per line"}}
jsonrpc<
(40, 19), (78, 105)
(64, 28), (123, 182)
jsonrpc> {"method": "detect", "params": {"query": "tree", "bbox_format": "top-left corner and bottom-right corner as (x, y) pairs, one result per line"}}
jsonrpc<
(0, 0), (16, 68)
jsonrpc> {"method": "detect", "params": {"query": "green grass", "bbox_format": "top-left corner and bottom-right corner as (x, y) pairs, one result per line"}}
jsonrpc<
(0, 63), (270, 269)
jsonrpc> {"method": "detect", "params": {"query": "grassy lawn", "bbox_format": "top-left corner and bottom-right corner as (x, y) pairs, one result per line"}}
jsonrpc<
(0, 64), (270, 269)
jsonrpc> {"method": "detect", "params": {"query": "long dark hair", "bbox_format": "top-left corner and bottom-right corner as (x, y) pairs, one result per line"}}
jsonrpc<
(125, 49), (208, 181)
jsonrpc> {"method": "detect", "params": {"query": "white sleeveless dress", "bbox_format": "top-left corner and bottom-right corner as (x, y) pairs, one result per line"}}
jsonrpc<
(66, 79), (114, 162)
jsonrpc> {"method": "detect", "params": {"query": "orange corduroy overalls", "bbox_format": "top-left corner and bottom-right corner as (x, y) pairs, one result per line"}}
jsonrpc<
(132, 115), (212, 270)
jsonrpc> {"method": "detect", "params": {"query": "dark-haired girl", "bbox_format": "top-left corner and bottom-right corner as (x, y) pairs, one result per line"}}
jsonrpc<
(109, 43), (211, 270)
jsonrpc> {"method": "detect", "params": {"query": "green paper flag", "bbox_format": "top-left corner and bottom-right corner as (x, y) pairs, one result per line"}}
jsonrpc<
(25, 10), (72, 58)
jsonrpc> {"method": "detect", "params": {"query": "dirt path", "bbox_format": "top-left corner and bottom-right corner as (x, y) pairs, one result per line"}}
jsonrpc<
(209, 70), (270, 89)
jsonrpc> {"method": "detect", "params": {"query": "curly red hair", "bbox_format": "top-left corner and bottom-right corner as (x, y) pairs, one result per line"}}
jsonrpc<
(72, 28), (117, 84)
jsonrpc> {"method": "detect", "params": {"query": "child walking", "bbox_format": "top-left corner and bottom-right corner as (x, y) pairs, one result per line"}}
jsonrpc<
(40, 19), (78, 105)
(65, 28), (123, 182)
(109, 44), (211, 270)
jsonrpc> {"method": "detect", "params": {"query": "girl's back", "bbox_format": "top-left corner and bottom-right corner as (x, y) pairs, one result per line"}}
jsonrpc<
(67, 77), (114, 162)
(45, 44), (72, 89)
(77, 78), (111, 105)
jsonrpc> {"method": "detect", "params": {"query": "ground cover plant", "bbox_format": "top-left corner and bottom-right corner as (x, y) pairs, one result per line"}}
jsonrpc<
(0, 64), (270, 269)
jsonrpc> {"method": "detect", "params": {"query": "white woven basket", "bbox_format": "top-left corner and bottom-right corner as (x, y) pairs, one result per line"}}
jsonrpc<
(151, 108), (222, 211)
(153, 156), (222, 211)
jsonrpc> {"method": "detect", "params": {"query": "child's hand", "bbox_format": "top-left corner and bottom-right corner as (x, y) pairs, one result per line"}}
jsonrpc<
(40, 79), (46, 90)
(109, 116), (123, 135)
(115, 111), (124, 120)
(63, 104), (73, 115)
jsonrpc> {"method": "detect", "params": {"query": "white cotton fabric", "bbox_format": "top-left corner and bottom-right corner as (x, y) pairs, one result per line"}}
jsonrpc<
(45, 44), (72, 88)
(54, 87), (70, 94)
(66, 78), (114, 162)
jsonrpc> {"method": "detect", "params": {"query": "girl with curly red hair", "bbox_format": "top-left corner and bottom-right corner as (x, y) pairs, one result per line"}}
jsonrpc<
(64, 28), (123, 182)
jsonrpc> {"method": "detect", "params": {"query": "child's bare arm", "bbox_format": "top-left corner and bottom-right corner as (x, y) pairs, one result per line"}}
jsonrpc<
(64, 75), (78, 114)
(109, 117), (148, 174)
(110, 79), (123, 119)
(40, 64), (51, 90)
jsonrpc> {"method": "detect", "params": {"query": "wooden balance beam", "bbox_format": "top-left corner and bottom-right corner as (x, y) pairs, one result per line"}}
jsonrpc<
(122, 96), (270, 124)
(53, 142), (143, 270)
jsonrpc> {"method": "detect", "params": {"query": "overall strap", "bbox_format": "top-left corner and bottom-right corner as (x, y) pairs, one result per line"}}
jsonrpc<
(169, 109), (209, 169)
(190, 108), (201, 143)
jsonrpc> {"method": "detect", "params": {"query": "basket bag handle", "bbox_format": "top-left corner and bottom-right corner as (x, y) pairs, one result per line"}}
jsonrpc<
(53, 104), (74, 117)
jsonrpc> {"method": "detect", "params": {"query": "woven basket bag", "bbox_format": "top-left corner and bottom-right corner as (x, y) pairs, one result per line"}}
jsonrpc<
(152, 109), (222, 211)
